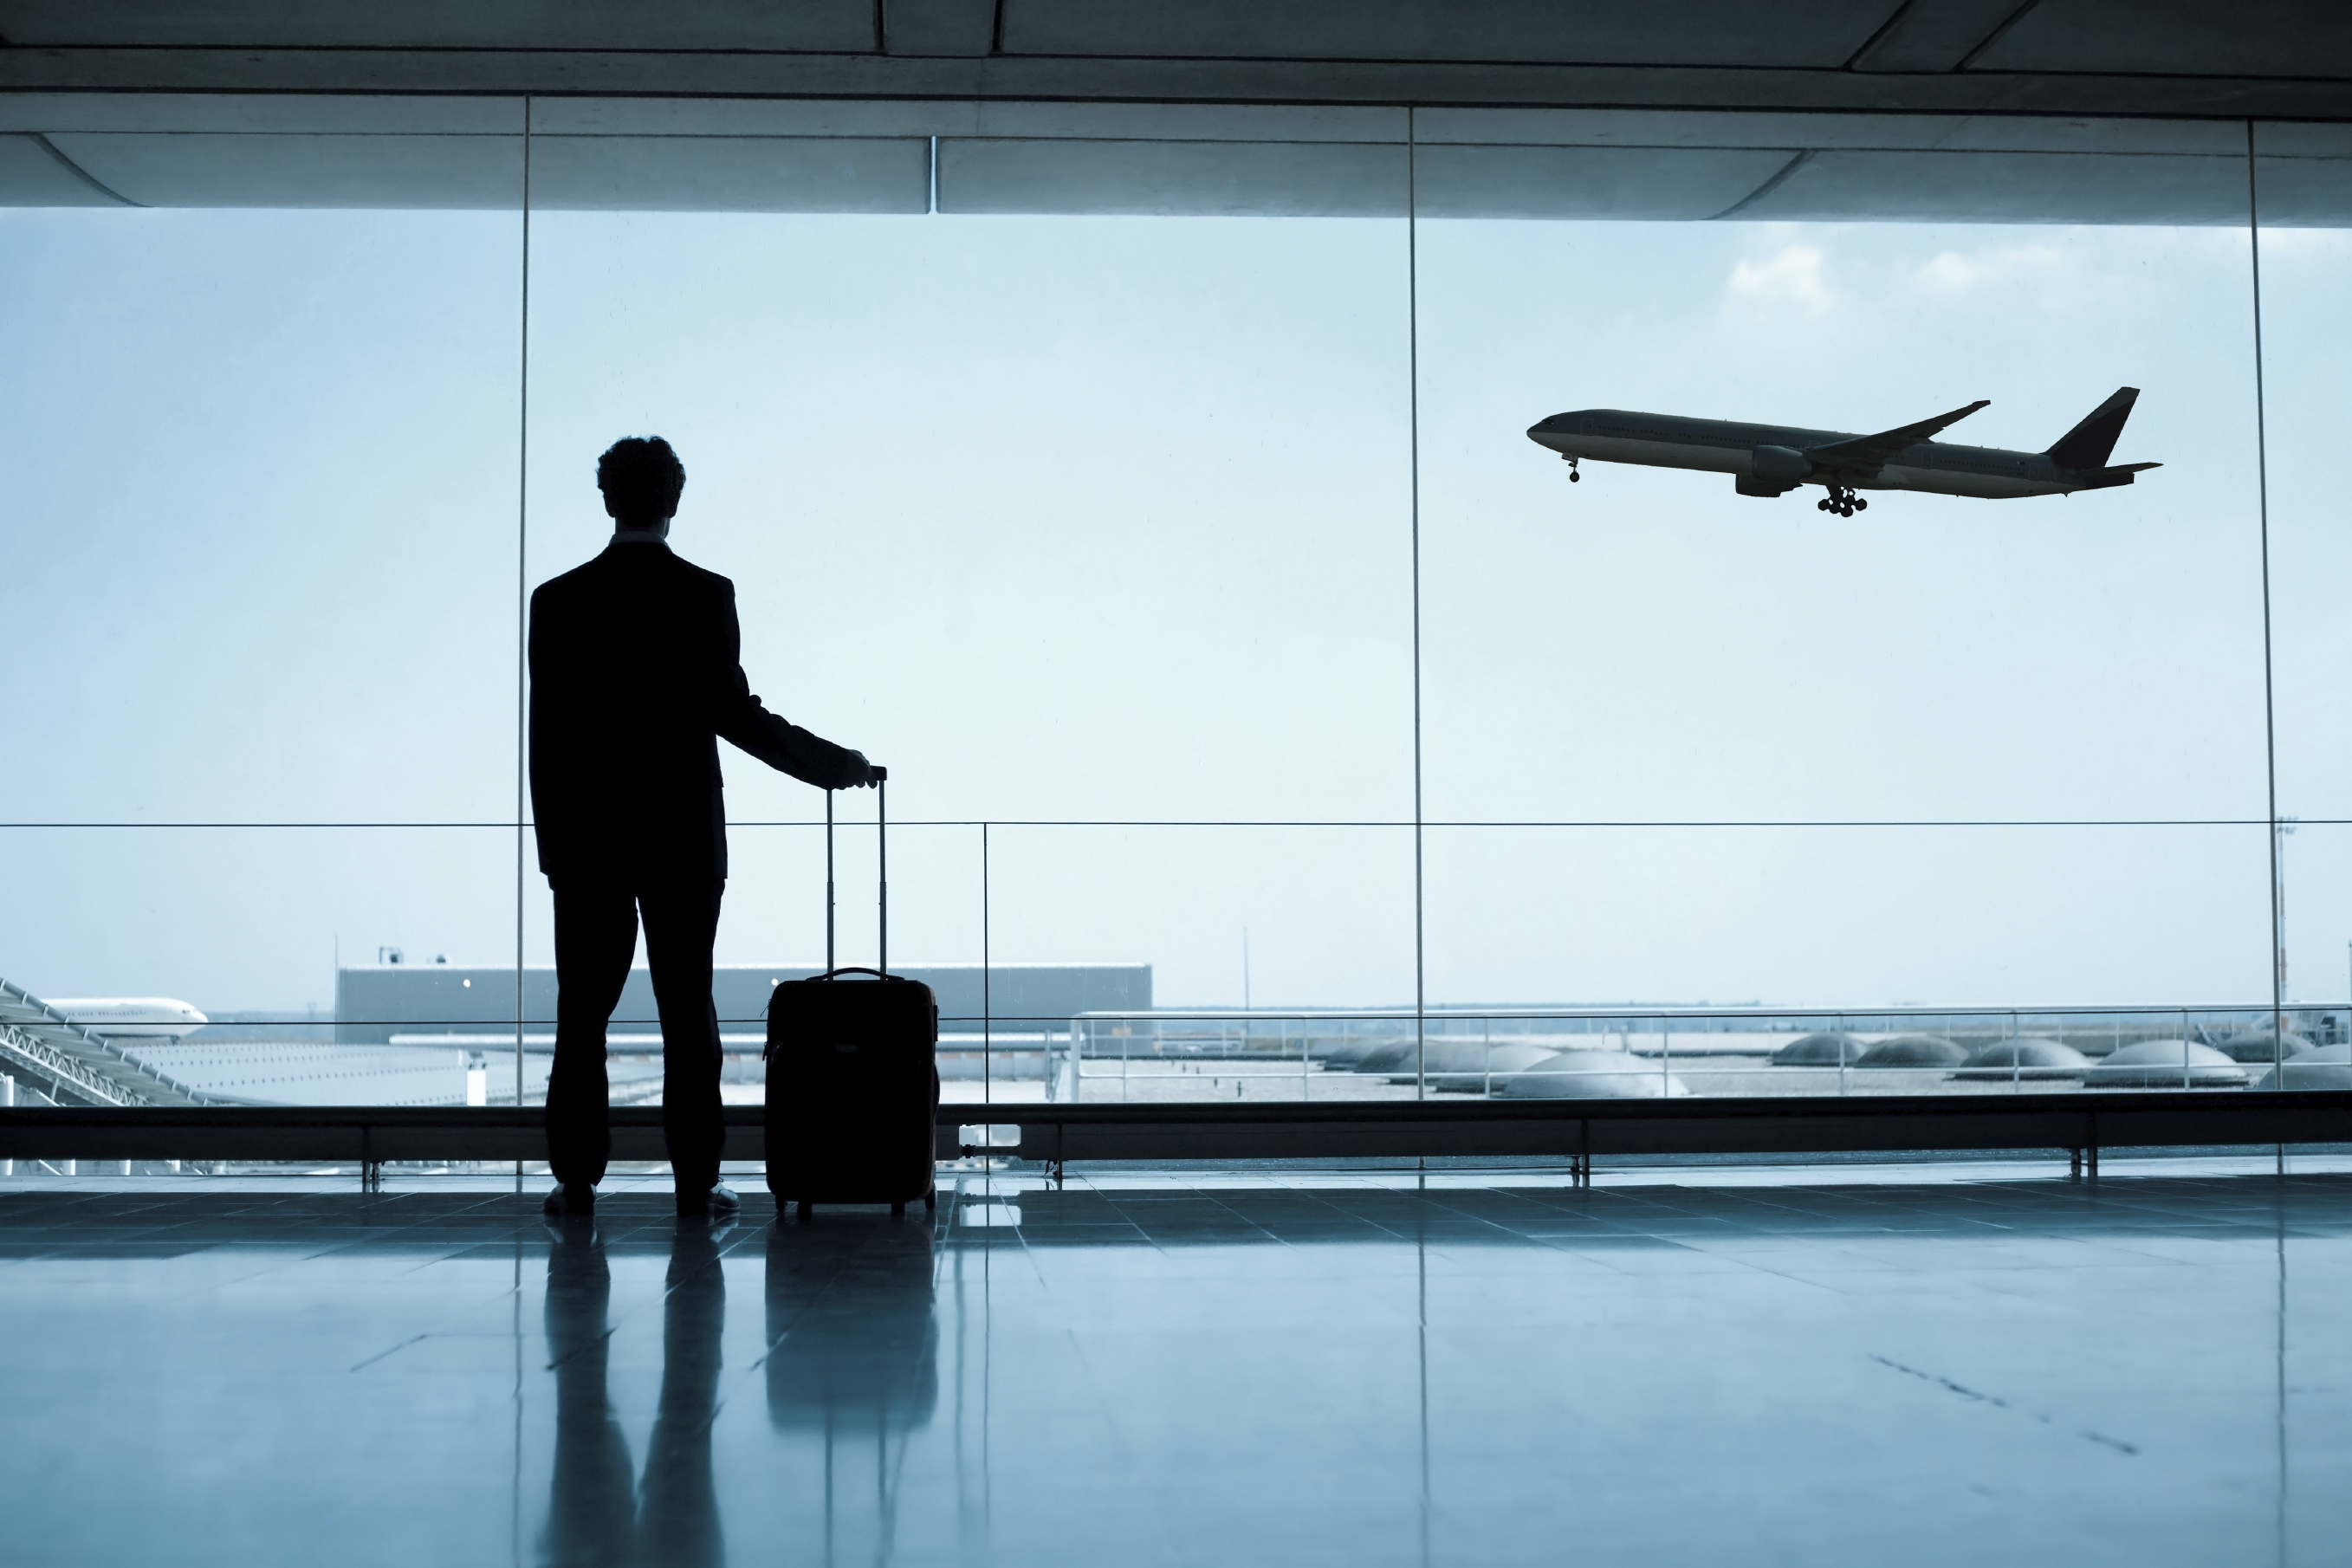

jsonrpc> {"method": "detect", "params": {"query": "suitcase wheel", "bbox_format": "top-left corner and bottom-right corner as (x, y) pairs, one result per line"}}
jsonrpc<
(796, 1200), (812, 1222)
(923, 1191), (937, 1213)
(891, 1202), (906, 1218)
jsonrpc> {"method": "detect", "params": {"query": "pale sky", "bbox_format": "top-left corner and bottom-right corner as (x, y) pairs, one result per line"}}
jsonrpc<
(3, 204), (2346, 1015)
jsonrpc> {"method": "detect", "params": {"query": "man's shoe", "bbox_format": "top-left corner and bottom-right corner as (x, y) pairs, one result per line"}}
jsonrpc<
(542, 1182), (596, 1216)
(677, 1183), (740, 1220)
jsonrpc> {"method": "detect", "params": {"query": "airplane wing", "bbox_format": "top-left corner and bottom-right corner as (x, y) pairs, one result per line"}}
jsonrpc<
(1804, 399), (1990, 476)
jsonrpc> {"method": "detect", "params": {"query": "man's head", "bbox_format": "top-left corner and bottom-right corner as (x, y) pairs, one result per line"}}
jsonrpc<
(597, 437), (686, 531)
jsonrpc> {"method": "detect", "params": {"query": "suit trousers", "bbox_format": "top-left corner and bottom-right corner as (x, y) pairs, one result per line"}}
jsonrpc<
(546, 878), (727, 1192)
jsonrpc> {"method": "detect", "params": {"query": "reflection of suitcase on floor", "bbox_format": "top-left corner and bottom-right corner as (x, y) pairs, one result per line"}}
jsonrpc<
(765, 768), (939, 1220)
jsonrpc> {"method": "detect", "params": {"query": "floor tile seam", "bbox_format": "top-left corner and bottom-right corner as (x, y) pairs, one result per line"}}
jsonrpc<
(1404, 1185), (1597, 1245)
(1248, 1182), (1439, 1248)
(753, 1246), (901, 1356)
(1033, 1320), (1192, 1567)
(1126, 1188), (1286, 1248)
(1652, 1237), (1903, 1287)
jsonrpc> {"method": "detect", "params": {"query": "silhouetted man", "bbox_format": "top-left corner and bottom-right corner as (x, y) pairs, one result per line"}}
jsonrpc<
(532, 437), (871, 1219)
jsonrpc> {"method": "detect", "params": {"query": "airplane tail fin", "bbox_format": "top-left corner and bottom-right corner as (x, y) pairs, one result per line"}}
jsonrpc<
(2046, 386), (2140, 470)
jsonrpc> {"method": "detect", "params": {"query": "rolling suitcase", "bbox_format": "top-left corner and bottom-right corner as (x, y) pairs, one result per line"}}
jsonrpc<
(765, 767), (940, 1220)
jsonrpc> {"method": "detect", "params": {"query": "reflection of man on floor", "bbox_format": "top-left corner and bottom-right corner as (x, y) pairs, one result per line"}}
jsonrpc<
(638, 1223), (727, 1568)
(531, 436), (873, 1219)
(541, 1221), (632, 1568)
(541, 1219), (729, 1568)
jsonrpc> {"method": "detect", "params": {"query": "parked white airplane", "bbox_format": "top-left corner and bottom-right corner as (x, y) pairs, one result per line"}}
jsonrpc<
(46, 998), (208, 1040)
(1527, 387), (2157, 515)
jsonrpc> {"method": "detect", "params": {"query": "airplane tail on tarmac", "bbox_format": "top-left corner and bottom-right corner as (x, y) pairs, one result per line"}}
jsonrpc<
(2046, 386), (2141, 470)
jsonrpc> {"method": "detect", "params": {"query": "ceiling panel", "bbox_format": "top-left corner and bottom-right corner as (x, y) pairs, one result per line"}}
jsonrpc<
(48, 133), (524, 208)
(1745, 149), (2252, 224)
(0, 133), (123, 204)
(998, 0), (1899, 68)
(1412, 145), (1795, 220)
(0, 0), (875, 49)
(938, 138), (1407, 216)
(532, 99), (978, 139)
(0, 101), (2340, 223)
(528, 136), (930, 212)
(2253, 155), (2352, 226)
(1976, 0), (2352, 80)
(1848, 0), (2024, 72)
(0, 94), (522, 136)
(882, 0), (996, 57)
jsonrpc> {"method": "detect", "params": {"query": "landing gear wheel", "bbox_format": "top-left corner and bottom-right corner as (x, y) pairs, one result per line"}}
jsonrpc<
(1817, 498), (1830, 511)
(1854, 497), (1867, 510)
(1569, 470), (1580, 483)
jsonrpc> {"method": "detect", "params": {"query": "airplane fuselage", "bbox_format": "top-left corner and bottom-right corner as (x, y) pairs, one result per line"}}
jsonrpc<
(1529, 410), (2103, 500)
(47, 997), (208, 1040)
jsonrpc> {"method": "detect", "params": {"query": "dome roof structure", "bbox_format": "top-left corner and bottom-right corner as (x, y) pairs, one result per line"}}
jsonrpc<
(2255, 1044), (2352, 1089)
(1855, 1033), (1968, 1068)
(1772, 1032), (1868, 1066)
(2084, 1040), (2246, 1088)
(1952, 1038), (2091, 1079)
(1493, 1050), (1690, 1099)
(1311, 1033), (1408, 1068)
(1422, 1041), (1565, 1093)
(2255, 1060), (2352, 1090)
(2217, 1026), (2316, 1063)
(1348, 1041), (1416, 1076)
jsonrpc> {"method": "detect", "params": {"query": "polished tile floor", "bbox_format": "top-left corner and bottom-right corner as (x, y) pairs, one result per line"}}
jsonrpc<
(3, 1164), (2349, 1566)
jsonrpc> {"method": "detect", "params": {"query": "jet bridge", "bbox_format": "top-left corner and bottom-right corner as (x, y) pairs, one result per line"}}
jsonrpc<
(0, 977), (213, 1108)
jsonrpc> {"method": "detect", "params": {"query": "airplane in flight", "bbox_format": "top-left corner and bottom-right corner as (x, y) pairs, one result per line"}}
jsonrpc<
(1526, 387), (2156, 515)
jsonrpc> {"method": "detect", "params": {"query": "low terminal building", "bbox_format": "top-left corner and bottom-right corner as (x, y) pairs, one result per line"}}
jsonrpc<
(336, 961), (1152, 1048)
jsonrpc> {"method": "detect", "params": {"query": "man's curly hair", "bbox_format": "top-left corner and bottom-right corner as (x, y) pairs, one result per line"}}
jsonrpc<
(597, 436), (686, 523)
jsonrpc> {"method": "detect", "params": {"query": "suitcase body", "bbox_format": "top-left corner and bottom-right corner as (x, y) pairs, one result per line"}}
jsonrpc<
(765, 969), (939, 1216)
(764, 769), (941, 1218)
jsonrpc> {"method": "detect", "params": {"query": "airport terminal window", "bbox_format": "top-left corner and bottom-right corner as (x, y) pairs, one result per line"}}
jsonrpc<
(1416, 214), (2268, 1012)
(516, 207), (1415, 1096)
(0, 210), (522, 1076)
(3, 108), (2345, 1116)
(2252, 125), (2352, 1008)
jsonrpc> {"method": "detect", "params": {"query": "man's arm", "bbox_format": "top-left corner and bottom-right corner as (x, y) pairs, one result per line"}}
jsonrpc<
(709, 583), (873, 789)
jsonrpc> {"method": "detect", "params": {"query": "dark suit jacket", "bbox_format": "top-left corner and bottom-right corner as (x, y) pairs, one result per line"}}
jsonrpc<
(529, 540), (862, 888)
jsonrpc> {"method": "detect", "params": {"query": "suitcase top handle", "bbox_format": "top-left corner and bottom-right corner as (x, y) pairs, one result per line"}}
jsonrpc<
(809, 966), (890, 982)
(824, 766), (889, 978)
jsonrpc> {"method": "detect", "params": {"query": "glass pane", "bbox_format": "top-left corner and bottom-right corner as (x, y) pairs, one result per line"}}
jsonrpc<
(989, 823), (1416, 1102)
(0, 209), (523, 825)
(1416, 215), (2262, 826)
(2254, 123), (2352, 832)
(0, 825), (514, 1106)
(518, 210), (1413, 827)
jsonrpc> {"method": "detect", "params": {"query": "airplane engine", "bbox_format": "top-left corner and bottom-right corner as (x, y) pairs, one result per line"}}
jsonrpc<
(1748, 444), (1811, 486)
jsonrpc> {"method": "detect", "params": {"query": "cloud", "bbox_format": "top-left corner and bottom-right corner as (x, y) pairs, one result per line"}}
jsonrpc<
(1727, 245), (1833, 317)
(1912, 243), (2067, 295)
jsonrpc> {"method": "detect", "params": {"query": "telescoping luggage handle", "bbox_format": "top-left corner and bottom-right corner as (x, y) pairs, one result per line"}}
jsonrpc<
(823, 764), (888, 979)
